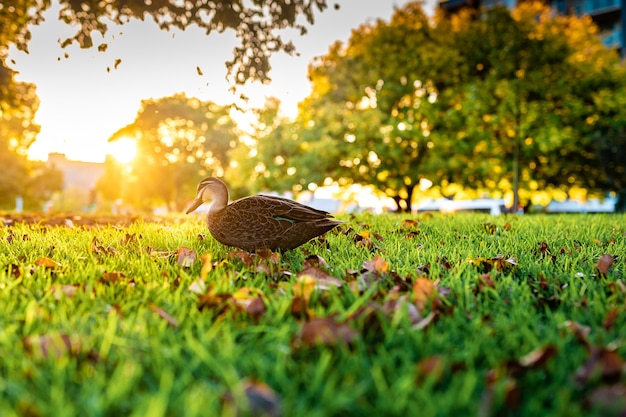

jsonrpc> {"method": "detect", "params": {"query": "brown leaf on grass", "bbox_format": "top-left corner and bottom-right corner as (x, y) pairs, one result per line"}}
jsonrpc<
(297, 267), (342, 290)
(255, 248), (281, 265)
(22, 333), (79, 359)
(597, 254), (614, 275)
(413, 278), (436, 312)
(363, 255), (389, 274)
(562, 320), (592, 347)
(575, 347), (624, 385)
(603, 308), (620, 331)
(586, 384), (626, 416)
(303, 254), (330, 270)
(477, 273), (496, 292)
(188, 278), (206, 295)
(350, 229), (381, 250)
(223, 379), (282, 417)
(483, 222), (496, 234)
(3, 263), (23, 278)
(34, 257), (62, 269)
(481, 370), (521, 414)
(402, 219), (419, 229)
(197, 291), (233, 316)
(99, 271), (128, 285)
(197, 288), (266, 321)
(149, 303), (179, 328)
(416, 356), (444, 384)
(149, 248), (176, 259)
(297, 317), (358, 348)
(468, 255), (517, 273)
(176, 246), (197, 268)
(89, 236), (116, 255)
(120, 232), (139, 245)
(48, 284), (85, 300)
(227, 250), (254, 266)
(290, 296), (312, 319)
(518, 344), (558, 369)
(245, 296), (267, 322)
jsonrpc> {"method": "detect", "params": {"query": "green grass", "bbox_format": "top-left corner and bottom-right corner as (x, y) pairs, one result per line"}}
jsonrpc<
(0, 213), (624, 416)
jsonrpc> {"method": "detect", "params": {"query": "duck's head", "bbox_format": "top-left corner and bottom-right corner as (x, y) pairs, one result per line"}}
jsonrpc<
(185, 177), (229, 214)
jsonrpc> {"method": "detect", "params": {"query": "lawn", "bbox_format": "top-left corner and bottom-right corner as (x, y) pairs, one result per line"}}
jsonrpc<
(0, 212), (624, 416)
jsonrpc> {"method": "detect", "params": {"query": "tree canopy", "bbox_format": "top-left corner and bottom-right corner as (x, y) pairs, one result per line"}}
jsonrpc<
(249, 1), (626, 211)
(97, 94), (239, 211)
(0, 0), (331, 92)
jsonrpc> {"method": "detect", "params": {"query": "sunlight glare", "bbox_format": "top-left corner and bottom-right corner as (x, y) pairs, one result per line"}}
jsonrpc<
(108, 137), (137, 164)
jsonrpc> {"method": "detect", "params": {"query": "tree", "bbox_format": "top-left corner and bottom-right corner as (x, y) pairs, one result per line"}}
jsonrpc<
(97, 94), (240, 211)
(1, 0), (330, 93)
(264, 1), (625, 211)
(0, 77), (62, 209)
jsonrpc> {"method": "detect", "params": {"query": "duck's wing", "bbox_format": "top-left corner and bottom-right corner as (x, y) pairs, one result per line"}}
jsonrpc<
(232, 195), (334, 222)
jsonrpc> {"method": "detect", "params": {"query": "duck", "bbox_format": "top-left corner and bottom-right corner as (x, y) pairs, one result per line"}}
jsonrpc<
(186, 177), (343, 252)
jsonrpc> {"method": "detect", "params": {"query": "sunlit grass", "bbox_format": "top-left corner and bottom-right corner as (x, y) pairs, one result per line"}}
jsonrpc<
(0, 213), (624, 416)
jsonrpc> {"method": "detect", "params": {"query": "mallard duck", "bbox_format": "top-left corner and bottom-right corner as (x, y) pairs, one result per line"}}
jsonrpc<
(186, 177), (343, 252)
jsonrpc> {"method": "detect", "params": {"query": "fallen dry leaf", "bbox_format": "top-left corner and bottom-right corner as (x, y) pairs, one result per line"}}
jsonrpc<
(176, 246), (197, 268)
(575, 346), (624, 385)
(562, 320), (592, 347)
(416, 356), (444, 384)
(518, 344), (558, 369)
(413, 278), (436, 312)
(149, 303), (179, 328)
(34, 257), (62, 269)
(48, 284), (84, 300)
(22, 333), (78, 359)
(602, 308), (620, 331)
(297, 317), (358, 348)
(586, 383), (626, 416)
(597, 254), (614, 275)
(363, 255), (389, 274)
(223, 378), (282, 417)
(99, 271), (130, 285)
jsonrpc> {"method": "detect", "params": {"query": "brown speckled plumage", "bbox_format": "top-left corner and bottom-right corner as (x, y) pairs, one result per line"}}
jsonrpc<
(186, 177), (342, 252)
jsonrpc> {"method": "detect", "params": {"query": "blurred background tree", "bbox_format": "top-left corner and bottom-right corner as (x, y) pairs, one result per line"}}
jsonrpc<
(0, 75), (62, 210)
(97, 94), (240, 211)
(248, 1), (626, 212)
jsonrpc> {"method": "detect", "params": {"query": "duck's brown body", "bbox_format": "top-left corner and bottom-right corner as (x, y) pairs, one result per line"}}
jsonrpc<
(187, 177), (342, 252)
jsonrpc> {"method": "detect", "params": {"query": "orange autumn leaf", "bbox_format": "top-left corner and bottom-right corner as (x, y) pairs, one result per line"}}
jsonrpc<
(34, 257), (62, 269)
(413, 278), (436, 312)
(200, 253), (213, 280)
(99, 271), (129, 285)
(363, 255), (389, 274)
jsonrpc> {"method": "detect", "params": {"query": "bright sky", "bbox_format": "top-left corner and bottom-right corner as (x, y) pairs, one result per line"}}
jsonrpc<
(9, 0), (431, 163)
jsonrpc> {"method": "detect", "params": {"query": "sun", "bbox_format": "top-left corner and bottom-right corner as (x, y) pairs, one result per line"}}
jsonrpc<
(108, 137), (137, 164)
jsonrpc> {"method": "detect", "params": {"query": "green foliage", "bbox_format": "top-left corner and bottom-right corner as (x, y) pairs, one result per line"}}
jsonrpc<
(0, 213), (624, 415)
(0, 0), (328, 89)
(253, 2), (626, 211)
(0, 78), (62, 209)
(97, 94), (240, 211)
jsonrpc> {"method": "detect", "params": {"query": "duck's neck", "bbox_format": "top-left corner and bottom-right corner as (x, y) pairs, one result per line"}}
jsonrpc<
(207, 183), (229, 215)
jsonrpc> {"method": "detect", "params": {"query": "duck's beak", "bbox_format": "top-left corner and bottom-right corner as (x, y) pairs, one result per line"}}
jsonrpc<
(185, 197), (204, 214)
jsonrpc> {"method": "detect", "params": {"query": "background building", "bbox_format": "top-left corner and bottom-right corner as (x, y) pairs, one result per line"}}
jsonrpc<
(439, 0), (625, 57)
(47, 153), (104, 211)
